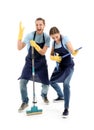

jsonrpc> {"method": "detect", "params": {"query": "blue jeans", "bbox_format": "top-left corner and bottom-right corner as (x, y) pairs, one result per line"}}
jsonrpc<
(19, 79), (49, 103)
(50, 67), (74, 109)
(50, 82), (64, 98)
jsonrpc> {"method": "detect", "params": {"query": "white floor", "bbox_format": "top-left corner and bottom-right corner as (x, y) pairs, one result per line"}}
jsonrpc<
(0, 59), (94, 130)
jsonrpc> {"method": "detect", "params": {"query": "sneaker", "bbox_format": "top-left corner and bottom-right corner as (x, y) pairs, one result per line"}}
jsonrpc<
(42, 97), (49, 103)
(62, 108), (69, 117)
(18, 102), (28, 112)
(53, 97), (64, 102)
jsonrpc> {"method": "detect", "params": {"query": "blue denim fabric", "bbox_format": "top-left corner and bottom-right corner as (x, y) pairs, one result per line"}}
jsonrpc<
(50, 67), (74, 109)
(41, 84), (49, 97)
(19, 79), (49, 103)
(50, 82), (64, 98)
(20, 79), (29, 103)
(63, 68), (74, 109)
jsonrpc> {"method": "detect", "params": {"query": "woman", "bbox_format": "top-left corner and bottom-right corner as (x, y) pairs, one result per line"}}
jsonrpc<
(49, 27), (78, 117)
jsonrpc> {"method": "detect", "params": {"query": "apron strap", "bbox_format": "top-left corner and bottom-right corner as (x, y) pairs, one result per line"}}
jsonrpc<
(33, 31), (45, 43)
(54, 35), (64, 55)
(54, 35), (69, 54)
(33, 31), (36, 40)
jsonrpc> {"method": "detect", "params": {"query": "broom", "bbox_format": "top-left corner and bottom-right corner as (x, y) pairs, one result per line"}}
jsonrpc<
(62, 47), (82, 58)
(26, 47), (43, 115)
(56, 47), (82, 70)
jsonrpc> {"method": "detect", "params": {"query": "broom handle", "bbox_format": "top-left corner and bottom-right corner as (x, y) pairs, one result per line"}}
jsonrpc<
(32, 47), (36, 104)
(56, 47), (82, 70)
(62, 47), (82, 58)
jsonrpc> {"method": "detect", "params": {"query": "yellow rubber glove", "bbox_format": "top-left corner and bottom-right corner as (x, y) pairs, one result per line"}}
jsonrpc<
(18, 22), (24, 40)
(30, 40), (41, 52)
(72, 50), (79, 56)
(50, 55), (62, 63)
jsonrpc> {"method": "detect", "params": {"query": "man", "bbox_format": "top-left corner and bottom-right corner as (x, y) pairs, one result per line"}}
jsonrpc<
(17, 18), (50, 112)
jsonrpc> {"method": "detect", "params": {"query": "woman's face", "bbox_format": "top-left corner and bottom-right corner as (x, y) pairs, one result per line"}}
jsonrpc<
(51, 33), (60, 43)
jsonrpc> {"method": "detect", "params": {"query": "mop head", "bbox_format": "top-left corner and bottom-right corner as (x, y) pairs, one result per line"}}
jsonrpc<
(26, 105), (43, 116)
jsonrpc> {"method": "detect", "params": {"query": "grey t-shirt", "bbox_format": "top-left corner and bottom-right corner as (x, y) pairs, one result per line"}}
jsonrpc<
(52, 36), (70, 52)
(23, 31), (50, 51)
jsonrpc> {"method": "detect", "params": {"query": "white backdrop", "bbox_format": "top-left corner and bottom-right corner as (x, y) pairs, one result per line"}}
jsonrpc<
(0, 0), (94, 129)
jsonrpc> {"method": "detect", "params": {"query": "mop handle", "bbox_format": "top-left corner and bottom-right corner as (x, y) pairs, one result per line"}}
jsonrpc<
(32, 47), (36, 104)
(62, 47), (82, 58)
(32, 47), (35, 76)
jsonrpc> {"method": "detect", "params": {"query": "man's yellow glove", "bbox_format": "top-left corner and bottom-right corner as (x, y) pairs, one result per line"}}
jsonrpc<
(72, 50), (79, 56)
(18, 22), (24, 40)
(50, 55), (62, 63)
(30, 40), (41, 52)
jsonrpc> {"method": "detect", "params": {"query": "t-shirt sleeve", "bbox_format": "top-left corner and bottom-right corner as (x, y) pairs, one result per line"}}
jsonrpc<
(52, 41), (54, 47)
(63, 36), (70, 50)
(23, 33), (32, 45)
(23, 32), (34, 50)
(44, 33), (50, 47)
(63, 36), (70, 45)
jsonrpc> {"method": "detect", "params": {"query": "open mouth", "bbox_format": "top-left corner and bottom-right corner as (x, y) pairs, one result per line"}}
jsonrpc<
(37, 29), (41, 32)
(37, 29), (42, 34)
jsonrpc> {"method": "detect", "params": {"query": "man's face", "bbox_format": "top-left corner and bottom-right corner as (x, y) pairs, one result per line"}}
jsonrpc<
(35, 20), (45, 34)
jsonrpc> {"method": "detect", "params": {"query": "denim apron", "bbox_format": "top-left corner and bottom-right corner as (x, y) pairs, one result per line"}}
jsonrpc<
(50, 36), (74, 83)
(19, 32), (49, 85)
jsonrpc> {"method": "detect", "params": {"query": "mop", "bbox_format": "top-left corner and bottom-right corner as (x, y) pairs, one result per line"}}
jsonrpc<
(26, 47), (43, 116)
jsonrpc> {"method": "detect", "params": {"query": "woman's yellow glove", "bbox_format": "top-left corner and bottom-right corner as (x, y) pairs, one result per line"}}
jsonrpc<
(50, 55), (62, 63)
(30, 40), (41, 52)
(72, 50), (79, 56)
(18, 22), (24, 40)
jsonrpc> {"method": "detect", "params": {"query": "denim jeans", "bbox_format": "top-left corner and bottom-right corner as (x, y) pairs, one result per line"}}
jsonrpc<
(50, 82), (64, 98)
(19, 79), (49, 103)
(63, 68), (74, 109)
(50, 67), (74, 109)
